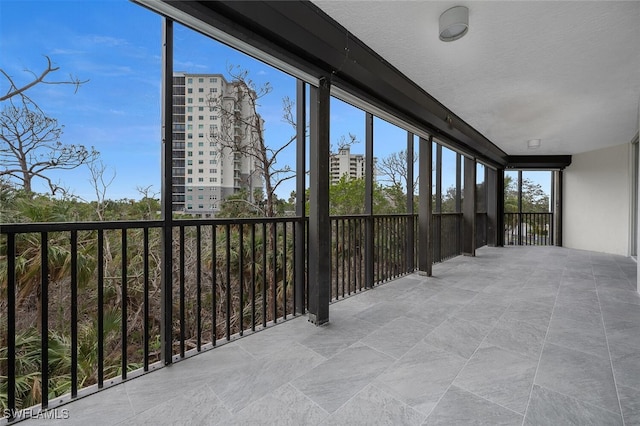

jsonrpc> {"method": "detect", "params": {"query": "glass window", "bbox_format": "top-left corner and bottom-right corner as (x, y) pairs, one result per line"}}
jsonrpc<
(198, 88), (204, 93)
(187, 78), (193, 84)
(187, 178), (193, 183)
(198, 78), (204, 83)
(187, 98), (193, 104)
(187, 88), (193, 94)
(187, 107), (193, 112)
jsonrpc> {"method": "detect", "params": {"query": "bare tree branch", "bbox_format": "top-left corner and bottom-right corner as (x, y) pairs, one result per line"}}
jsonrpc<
(0, 56), (88, 102)
(0, 96), (99, 195)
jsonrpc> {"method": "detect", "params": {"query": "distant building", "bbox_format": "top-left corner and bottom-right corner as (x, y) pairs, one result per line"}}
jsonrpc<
(171, 73), (262, 215)
(330, 147), (375, 184)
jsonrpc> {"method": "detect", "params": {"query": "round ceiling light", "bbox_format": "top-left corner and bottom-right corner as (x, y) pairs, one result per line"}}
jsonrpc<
(439, 6), (469, 42)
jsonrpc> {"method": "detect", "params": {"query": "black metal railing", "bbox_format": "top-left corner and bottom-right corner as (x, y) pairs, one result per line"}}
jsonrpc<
(504, 212), (553, 245)
(476, 212), (487, 249)
(2, 210), (476, 418)
(433, 213), (463, 263)
(0, 216), (304, 418)
(329, 214), (415, 301)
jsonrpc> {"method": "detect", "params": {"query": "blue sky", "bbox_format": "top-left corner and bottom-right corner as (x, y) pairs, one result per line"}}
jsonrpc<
(1, 0), (549, 202)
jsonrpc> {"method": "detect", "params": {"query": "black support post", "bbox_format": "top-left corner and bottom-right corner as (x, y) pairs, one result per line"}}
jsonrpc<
(486, 167), (504, 247)
(518, 170), (523, 246)
(418, 136), (433, 276)
(294, 79), (306, 314)
(160, 17), (174, 365)
(554, 170), (563, 246)
(308, 78), (331, 325)
(463, 156), (476, 256)
(435, 143), (442, 260)
(365, 112), (374, 287)
(406, 132), (415, 272)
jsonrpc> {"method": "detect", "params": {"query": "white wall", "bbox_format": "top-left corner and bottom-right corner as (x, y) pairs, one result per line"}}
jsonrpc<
(564, 143), (630, 256)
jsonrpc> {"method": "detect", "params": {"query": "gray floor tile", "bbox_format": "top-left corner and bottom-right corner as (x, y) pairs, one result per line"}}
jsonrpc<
(17, 246), (639, 426)
(546, 315), (609, 359)
(535, 343), (619, 413)
(28, 385), (134, 426)
(453, 344), (537, 414)
(484, 318), (547, 360)
(120, 383), (232, 426)
(618, 384), (640, 426)
(209, 342), (324, 413)
(524, 384), (622, 426)
(405, 298), (461, 327)
(611, 350), (640, 390)
(326, 384), (425, 426)
(424, 385), (522, 426)
(354, 301), (418, 326)
(360, 316), (435, 359)
(299, 316), (377, 358)
(513, 284), (558, 306)
(553, 300), (604, 328)
(424, 316), (491, 359)
(292, 344), (393, 413)
(502, 300), (554, 328)
(230, 384), (328, 426)
(430, 287), (479, 306)
(597, 286), (640, 306)
(453, 296), (509, 327)
(374, 340), (467, 415)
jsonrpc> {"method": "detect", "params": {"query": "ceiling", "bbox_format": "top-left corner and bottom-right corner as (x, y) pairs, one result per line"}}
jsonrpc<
(313, 1), (640, 156)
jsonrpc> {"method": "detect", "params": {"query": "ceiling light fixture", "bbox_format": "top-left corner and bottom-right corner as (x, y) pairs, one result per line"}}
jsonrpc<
(527, 139), (541, 149)
(439, 6), (469, 42)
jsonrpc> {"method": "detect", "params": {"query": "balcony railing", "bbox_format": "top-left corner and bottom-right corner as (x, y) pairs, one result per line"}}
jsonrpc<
(1, 211), (474, 418)
(504, 212), (553, 246)
(432, 213), (463, 263)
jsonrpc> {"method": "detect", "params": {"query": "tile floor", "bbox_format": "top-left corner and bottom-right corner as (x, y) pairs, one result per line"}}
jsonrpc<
(18, 246), (640, 425)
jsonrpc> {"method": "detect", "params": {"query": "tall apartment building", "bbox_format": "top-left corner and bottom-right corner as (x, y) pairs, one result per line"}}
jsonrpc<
(330, 147), (372, 184)
(171, 73), (262, 215)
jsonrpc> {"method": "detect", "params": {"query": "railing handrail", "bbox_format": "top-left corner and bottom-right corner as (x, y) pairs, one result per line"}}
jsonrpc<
(0, 216), (305, 234)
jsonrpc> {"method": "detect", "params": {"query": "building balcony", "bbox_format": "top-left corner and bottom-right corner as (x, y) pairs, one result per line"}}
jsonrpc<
(7, 244), (639, 425)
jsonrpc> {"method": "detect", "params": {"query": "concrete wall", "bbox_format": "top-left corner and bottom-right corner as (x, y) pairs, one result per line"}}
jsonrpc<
(564, 143), (631, 256)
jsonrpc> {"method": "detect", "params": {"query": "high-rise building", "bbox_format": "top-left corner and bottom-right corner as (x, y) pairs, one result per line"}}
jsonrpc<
(330, 146), (373, 184)
(171, 73), (262, 215)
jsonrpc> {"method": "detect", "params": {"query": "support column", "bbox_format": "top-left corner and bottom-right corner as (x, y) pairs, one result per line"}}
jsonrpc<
(554, 170), (563, 247)
(406, 132), (415, 272)
(160, 17), (174, 365)
(518, 170), (523, 246)
(486, 167), (504, 247)
(418, 136), (433, 276)
(294, 79), (306, 314)
(308, 78), (331, 325)
(365, 113), (374, 287)
(434, 143), (442, 261)
(456, 153), (462, 253)
(462, 156), (476, 256)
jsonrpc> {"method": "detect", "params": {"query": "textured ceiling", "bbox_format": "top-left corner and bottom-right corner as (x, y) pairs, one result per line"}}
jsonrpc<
(313, 1), (640, 156)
